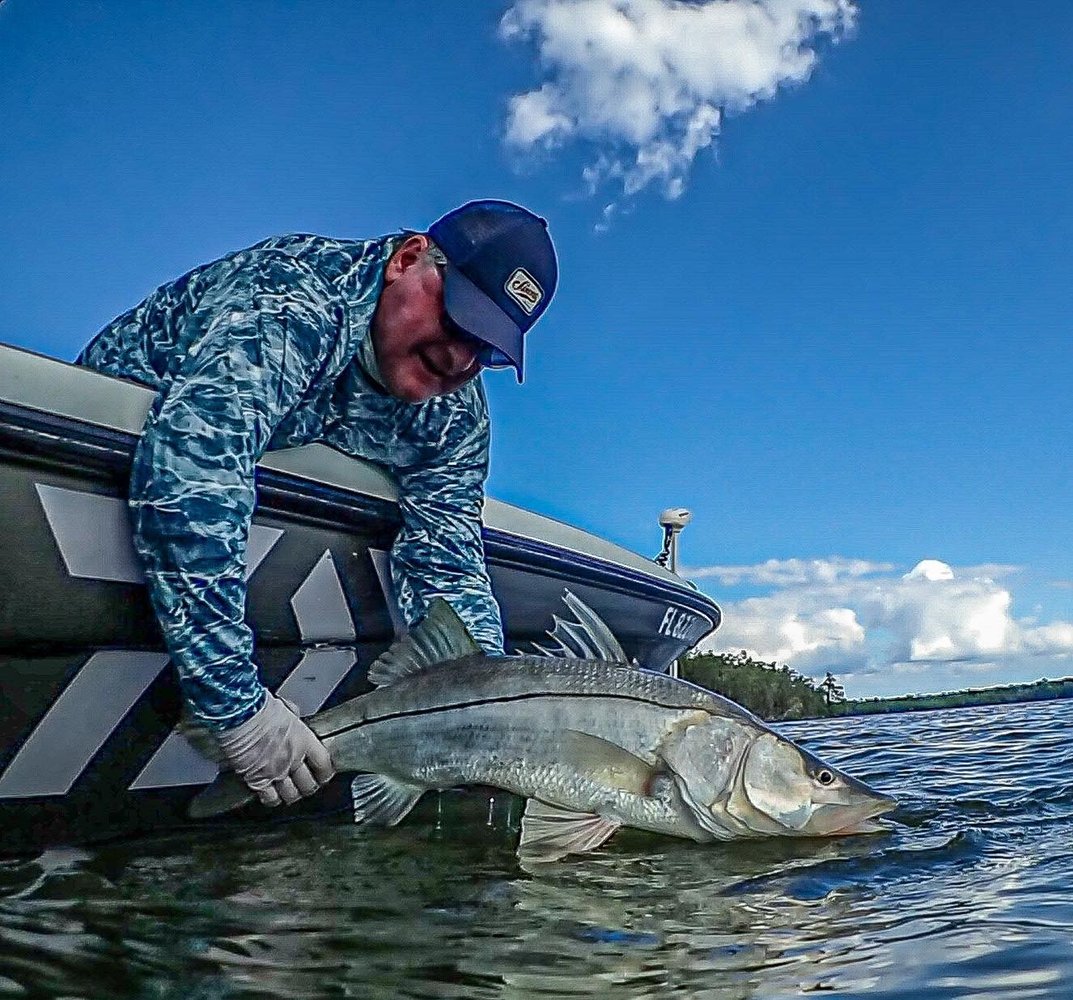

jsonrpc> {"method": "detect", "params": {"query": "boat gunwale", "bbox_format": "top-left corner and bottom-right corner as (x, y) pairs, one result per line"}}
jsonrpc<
(0, 345), (722, 629)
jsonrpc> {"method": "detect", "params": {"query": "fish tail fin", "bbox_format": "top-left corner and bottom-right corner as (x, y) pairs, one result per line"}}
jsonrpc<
(177, 716), (224, 763)
(187, 771), (255, 819)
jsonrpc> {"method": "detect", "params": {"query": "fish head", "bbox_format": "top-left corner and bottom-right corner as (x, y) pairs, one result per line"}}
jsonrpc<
(660, 715), (751, 809)
(728, 732), (896, 837)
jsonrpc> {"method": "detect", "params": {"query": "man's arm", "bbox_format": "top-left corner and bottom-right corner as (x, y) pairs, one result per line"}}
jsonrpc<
(391, 399), (504, 654)
(129, 252), (339, 725)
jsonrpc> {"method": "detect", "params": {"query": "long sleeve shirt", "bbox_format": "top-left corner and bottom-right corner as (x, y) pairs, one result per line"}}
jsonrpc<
(77, 233), (504, 731)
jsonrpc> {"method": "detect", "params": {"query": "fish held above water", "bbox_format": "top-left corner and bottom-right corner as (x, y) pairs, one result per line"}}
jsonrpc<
(190, 591), (895, 862)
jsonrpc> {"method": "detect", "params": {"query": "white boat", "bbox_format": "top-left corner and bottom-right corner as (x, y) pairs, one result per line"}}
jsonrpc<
(0, 343), (720, 852)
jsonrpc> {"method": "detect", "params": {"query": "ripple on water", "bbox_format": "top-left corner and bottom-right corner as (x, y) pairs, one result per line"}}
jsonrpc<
(0, 700), (1071, 999)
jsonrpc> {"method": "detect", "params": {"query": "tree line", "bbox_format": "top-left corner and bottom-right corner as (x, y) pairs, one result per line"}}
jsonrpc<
(681, 650), (836, 720)
(826, 676), (1073, 716)
(680, 649), (1073, 721)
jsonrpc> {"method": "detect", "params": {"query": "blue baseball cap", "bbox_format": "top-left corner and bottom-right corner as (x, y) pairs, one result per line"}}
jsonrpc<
(428, 199), (557, 382)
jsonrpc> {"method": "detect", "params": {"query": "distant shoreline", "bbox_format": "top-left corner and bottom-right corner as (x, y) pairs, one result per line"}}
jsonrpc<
(681, 650), (1073, 722)
(822, 677), (1073, 718)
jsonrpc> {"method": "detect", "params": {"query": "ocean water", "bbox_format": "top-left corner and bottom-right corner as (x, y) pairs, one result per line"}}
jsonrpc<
(1, 699), (1071, 999)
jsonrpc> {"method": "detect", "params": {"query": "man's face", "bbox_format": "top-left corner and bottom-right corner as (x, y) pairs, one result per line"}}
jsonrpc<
(371, 236), (482, 403)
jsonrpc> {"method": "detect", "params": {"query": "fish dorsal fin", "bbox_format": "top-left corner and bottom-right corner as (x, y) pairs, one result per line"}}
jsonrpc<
(367, 598), (480, 687)
(518, 799), (622, 863)
(521, 589), (628, 663)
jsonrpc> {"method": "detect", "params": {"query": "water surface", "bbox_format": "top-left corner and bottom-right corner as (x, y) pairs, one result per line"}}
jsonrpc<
(2, 699), (1071, 998)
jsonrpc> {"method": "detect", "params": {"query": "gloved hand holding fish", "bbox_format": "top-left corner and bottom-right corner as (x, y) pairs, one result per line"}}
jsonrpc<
(190, 591), (895, 863)
(214, 692), (335, 808)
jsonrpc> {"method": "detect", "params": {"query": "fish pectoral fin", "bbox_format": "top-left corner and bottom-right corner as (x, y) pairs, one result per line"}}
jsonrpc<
(561, 731), (654, 795)
(350, 773), (426, 827)
(517, 799), (622, 863)
(367, 599), (481, 687)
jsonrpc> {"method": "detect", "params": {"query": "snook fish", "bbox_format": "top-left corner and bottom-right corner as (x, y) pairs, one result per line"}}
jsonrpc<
(191, 592), (895, 863)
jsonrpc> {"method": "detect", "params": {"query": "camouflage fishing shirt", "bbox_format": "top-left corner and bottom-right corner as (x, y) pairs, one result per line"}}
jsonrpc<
(77, 233), (504, 731)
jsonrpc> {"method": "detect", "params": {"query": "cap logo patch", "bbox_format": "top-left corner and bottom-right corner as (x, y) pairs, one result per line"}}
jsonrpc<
(505, 268), (543, 315)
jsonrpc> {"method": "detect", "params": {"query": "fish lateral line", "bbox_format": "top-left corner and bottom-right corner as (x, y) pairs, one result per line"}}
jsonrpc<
(317, 689), (716, 741)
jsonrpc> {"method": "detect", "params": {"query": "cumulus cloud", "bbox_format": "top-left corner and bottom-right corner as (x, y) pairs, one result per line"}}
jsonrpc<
(707, 596), (866, 667)
(500, 0), (856, 203)
(695, 558), (1073, 695)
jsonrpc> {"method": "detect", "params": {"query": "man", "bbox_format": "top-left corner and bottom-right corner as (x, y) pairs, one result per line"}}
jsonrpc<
(78, 200), (558, 810)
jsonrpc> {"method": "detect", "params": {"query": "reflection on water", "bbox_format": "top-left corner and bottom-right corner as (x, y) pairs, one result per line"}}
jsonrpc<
(2, 700), (1072, 998)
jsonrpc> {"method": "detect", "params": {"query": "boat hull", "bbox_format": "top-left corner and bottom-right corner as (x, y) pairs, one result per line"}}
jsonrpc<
(0, 345), (720, 853)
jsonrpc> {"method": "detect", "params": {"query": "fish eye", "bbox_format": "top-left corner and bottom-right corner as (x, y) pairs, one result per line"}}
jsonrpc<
(816, 768), (835, 786)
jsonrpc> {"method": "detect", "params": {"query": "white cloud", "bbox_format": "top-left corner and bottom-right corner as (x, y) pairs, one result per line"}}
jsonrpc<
(688, 556), (892, 587)
(959, 563), (1023, 581)
(695, 558), (1073, 696)
(711, 596), (865, 666)
(500, 0), (856, 204)
(1023, 622), (1073, 653)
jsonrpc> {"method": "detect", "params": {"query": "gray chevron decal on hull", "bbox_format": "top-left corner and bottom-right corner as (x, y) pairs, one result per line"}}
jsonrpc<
(26, 486), (372, 795)
(369, 548), (406, 637)
(0, 651), (170, 798)
(36, 484), (283, 582)
(128, 727), (219, 791)
(275, 647), (358, 713)
(290, 550), (356, 641)
(129, 648), (357, 790)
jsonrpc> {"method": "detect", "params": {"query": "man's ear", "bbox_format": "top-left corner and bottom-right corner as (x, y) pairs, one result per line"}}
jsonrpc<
(383, 234), (430, 284)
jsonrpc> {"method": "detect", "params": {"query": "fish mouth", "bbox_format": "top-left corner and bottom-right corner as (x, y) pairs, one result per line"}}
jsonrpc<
(830, 817), (889, 835)
(826, 795), (898, 835)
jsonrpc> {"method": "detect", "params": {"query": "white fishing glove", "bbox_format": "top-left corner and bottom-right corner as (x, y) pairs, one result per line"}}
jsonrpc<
(216, 692), (335, 807)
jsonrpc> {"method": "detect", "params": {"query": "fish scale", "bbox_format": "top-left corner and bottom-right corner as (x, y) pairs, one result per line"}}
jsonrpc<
(327, 685), (703, 780)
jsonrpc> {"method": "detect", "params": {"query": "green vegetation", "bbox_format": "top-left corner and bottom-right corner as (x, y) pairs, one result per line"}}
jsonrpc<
(828, 677), (1073, 716)
(819, 671), (846, 708)
(682, 650), (828, 720)
(681, 649), (1073, 721)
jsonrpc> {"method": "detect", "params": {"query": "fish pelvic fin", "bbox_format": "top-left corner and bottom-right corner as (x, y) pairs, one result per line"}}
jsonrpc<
(367, 598), (481, 687)
(351, 773), (426, 826)
(520, 589), (628, 663)
(187, 770), (255, 819)
(518, 799), (622, 864)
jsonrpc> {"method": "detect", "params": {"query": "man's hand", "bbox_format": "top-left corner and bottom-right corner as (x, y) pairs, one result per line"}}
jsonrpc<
(216, 692), (335, 807)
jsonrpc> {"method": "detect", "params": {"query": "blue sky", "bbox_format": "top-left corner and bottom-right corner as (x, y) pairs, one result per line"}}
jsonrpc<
(2, 0), (1070, 697)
